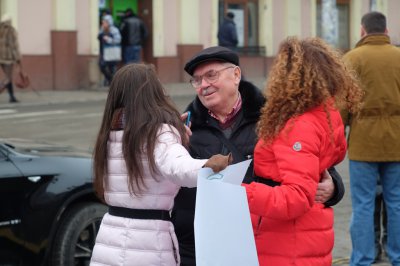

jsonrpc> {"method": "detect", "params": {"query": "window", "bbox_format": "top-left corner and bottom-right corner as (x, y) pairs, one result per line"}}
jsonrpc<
(316, 0), (350, 51)
(219, 0), (261, 54)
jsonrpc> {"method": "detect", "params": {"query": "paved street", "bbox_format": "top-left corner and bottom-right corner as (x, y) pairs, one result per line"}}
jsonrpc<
(0, 80), (391, 265)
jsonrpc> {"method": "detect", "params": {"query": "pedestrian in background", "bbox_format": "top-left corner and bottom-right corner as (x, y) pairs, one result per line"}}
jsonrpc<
(0, 13), (20, 103)
(217, 12), (238, 50)
(243, 37), (363, 265)
(90, 63), (231, 266)
(97, 15), (121, 86)
(342, 11), (400, 266)
(172, 46), (346, 265)
(119, 8), (148, 64)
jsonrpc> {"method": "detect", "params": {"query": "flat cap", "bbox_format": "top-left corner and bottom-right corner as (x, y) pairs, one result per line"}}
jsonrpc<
(184, 46), (239, 75)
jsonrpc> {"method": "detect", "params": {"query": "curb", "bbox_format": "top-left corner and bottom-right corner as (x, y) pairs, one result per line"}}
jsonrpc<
(0, 78), (266, 108)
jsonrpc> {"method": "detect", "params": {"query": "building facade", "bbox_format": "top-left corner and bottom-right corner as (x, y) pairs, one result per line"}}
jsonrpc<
(1, 0), (399, 90)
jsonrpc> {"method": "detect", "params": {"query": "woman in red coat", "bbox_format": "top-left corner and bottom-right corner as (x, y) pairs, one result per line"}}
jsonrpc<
(244, 37), (363, 266)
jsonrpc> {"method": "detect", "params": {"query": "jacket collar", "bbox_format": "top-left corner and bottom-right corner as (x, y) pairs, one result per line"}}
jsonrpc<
(187, 80), (265, 128)
(355, 33), (390, 48)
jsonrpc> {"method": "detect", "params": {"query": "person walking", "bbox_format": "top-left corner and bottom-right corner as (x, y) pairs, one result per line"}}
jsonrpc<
(90, 63), (231, 266)
(217, 12), (238, 50)
(172, 46), (346, 265)
(97, 15), (121, 86)
(343, 11), (400, 266)
(243, 37), (363, 266)
(0, 14), (20, 103)
(119, 8), (148, 64)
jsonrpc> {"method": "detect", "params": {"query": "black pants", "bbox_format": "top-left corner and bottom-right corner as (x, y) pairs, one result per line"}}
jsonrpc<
(1, 64), (17, 102)
(99, 59), (117, 85)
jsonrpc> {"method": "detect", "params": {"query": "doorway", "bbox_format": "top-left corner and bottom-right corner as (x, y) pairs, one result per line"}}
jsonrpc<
(219, 0), (262, 55)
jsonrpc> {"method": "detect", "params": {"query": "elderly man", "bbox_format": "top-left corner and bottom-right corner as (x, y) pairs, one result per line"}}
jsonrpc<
(172, 46), (344, 265)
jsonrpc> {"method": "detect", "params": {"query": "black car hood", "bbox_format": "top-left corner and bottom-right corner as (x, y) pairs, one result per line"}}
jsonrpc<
(0, 138), (92, 158)
(0, 138), (93, 181)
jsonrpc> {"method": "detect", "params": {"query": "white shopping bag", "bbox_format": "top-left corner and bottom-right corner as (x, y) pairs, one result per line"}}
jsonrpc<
(194, 160), (259, 266)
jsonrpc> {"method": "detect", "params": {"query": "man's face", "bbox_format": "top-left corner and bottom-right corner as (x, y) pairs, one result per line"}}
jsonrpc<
(191, 61), (241, 112)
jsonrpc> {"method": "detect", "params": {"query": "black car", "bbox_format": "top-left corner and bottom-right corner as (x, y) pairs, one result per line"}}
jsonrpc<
(0, 139), (107, 266)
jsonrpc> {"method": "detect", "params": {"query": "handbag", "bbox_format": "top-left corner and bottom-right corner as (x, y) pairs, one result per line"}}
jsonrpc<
(15, 67), (30, 89)
(103, 45), (121, 62)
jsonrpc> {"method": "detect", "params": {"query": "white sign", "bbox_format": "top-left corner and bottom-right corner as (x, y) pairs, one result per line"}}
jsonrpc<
(194, 160), (259, 266)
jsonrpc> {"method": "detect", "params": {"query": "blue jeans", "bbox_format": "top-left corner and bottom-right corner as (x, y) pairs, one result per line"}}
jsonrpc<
(349, 161), (400, 266)
(122, 45), (141, 64)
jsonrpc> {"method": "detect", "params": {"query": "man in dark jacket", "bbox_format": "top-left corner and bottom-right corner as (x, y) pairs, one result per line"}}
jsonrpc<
(119, 8), (148, 64)
(172, 46), (345, 265)
(217, 12), (238, 49)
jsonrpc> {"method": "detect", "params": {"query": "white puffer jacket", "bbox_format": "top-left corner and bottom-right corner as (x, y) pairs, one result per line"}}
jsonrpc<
(90, 124), (207, 266)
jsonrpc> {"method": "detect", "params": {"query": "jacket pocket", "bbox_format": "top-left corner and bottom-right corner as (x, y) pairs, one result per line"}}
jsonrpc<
(253, 215), (263, 236)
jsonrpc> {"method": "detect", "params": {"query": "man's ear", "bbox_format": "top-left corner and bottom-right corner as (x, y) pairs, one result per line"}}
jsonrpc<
(360, 25), (367, 38)
(234, 66), (241, 85)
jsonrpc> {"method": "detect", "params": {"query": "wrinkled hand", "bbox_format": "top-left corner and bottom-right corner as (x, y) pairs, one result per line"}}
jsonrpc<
(315, 169), (334, 203)
(204, 153), (233, 173)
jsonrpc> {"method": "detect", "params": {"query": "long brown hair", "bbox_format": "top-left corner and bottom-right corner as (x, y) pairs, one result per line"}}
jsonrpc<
(93, 64), (187, 199)
(257, 37), (363, 143)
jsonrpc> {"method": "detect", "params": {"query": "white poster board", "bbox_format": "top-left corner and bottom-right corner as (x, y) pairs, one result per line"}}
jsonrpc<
(194, 160), (259, 266)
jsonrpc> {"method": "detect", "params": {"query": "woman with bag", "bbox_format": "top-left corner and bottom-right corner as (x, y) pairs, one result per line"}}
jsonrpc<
(98, 15), (121, 86)
(0, 14), (20, 103)
(243, 37), (363, 265)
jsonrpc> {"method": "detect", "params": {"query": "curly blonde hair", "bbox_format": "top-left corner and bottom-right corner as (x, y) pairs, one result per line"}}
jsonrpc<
(257, 37), (363, 142)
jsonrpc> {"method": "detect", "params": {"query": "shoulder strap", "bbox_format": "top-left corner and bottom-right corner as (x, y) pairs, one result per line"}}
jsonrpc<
(211, 129), (256, 184)
(211, 129), (245, 161)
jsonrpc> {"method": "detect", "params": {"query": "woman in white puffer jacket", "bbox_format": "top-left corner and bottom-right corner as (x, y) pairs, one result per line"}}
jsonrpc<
(90, 64), (230, 266)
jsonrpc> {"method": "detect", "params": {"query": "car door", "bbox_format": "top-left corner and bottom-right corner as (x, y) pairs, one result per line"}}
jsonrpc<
(0, 145), (31, 263)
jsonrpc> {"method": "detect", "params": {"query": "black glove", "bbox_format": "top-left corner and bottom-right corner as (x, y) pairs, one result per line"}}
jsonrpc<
(324, 167), (345, 207)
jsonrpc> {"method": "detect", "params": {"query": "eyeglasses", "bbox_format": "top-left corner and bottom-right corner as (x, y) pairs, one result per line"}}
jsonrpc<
(190, 66), (235, 88)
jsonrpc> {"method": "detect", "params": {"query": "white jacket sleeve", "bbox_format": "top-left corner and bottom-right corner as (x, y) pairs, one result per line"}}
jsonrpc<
(154, 125), (207, 188)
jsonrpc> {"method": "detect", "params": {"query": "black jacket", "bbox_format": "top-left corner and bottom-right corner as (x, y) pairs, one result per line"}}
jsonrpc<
(171, 80), (345, 265)
(217, 18), (238, 48)
(119, 15), (147, 46)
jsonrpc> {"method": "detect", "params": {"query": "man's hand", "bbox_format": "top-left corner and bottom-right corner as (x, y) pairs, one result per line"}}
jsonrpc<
(180, 112), (192, 142)
(315, 169), (334, 203)
(204, 153), (233, 173)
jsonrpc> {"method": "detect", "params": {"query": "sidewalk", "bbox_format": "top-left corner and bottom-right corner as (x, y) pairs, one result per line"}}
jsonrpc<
(0, 84), (195, 107)
(0, 89), (108, 107)
(0, 77), (268, 107)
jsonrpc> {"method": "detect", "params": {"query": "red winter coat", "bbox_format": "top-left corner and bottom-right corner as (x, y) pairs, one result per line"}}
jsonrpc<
(245, 103), (346, 266)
